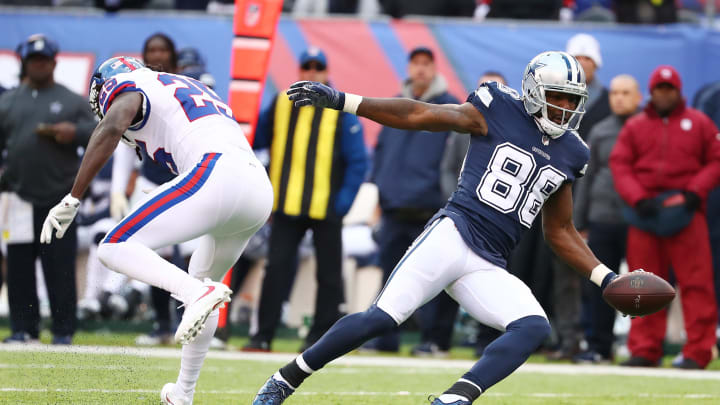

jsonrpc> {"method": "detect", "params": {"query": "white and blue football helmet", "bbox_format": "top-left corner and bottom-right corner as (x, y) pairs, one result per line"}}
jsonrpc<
(88, 56), (145, 119)
(88, 56), (146, 148)
(521, 51), (588, 138)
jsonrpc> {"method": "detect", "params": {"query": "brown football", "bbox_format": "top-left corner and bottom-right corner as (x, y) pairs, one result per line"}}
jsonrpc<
(602, 270), (676, 317)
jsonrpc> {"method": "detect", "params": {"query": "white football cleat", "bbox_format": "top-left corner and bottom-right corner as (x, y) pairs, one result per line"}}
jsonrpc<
(175, 279), (232, 345)
(161, 382), (191, 405)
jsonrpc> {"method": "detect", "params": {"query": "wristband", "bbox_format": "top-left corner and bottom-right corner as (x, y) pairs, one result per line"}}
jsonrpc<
(590, 264), (613, 288)
(343, 93), (363, 114)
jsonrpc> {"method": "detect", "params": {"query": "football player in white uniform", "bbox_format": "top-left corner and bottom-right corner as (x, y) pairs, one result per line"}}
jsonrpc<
(40, 56), (273, 405)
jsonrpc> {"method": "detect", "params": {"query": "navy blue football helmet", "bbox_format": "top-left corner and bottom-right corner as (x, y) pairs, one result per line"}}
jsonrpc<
(88, 56), (145, 119)
(177, 47), (205, 71)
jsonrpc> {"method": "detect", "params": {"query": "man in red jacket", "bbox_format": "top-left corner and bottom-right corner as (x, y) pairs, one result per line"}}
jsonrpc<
(610, 65), (720, 369)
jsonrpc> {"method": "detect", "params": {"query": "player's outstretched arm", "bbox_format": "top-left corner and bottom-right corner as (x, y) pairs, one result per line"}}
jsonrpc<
(70, 92), (142, 199)
(40, 92), (142, 244)
(541, 183), (617, 289)
(287, 81), (487, 135)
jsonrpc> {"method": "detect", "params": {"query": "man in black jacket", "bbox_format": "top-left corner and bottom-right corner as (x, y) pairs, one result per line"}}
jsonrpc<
(0, 34), (96, 344)
(244, 48), (368, 352)
(362, 47), (460, 356)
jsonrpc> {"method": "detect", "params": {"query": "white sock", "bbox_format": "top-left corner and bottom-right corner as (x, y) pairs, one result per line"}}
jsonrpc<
(97, 241), (203, 303)
(176, 309), (219, 399)
(438, 394), (469, 403)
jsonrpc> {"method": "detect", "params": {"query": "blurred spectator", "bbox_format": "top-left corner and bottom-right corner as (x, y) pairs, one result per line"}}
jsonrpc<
(142, 32), (177, 74)
(177, 47), (216, 89)
(293, 0), (329, 14)
(572, 74), (642, 364)
(439, 71), (506, 203)
(615, 0), (677, 23)
(546, 33), (611, 361)
(175, 0), (210, 9)
(361, 47), (460, 357)
(381, 0), (475, 18)
(94, 0), (150, 11)
(567, 33), (610, 141)
(474, 0), (575, 21)
(610, 65), (720, 369)
(75, 157), (119, 322)
(244, 47), (367, 352)
(0, 34), (96, 345)
(693, 81), (720, 340)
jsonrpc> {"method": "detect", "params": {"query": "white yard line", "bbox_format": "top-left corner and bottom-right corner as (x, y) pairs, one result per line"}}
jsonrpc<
(1, 344), (720, 381)
(0, 387), (717, 399)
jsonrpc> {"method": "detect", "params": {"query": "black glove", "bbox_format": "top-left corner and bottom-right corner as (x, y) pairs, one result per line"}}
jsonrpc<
(635, 198), (658, 218)
(683, 191), (701, 212)
(286, 81), (345, 110)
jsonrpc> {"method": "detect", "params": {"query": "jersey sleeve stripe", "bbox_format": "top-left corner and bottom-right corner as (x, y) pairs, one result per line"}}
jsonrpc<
(127, 88), (151, 131)
(102, 81), (137, 115)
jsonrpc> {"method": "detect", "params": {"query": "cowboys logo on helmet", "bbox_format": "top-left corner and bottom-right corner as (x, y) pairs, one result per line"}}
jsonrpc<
(521, 51), (588, 138)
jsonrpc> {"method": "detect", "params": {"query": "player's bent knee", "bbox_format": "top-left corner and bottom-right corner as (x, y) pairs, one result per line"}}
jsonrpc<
(506, 315), (551, 345)
(337, 305), (397, 338)
(96, 242), (124, 270)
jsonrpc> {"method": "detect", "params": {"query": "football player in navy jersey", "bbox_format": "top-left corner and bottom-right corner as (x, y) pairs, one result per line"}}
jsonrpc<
(253, 51), (622, 405)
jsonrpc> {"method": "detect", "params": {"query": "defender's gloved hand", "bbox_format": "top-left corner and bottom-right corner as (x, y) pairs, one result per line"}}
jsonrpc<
(40, 194), (80, 244)
(110, 191), (130, 221)
(287, 81), (345, 110)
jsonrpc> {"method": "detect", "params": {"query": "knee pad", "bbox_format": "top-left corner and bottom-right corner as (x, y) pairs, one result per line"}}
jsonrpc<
(506, 315), (551, 345)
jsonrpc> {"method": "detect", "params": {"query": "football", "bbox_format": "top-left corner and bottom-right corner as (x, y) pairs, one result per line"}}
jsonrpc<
(602, 270), (676, 317)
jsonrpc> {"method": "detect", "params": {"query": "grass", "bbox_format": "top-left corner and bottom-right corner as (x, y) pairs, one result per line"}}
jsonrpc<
(1, 323), (720, 404)
(1, 324), (718, 367)
(1, 350), (719, 405)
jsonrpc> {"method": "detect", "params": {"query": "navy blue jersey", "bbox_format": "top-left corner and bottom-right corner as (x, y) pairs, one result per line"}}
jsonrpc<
(432, 82), (589, 268)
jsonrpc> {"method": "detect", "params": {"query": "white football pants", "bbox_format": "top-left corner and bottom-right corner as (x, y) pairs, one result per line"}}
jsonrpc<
(97, 150), (273, 299)
(375, 217), (547, 331)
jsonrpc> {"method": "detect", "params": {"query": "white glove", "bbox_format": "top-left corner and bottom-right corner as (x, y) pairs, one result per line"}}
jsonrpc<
(40, 194), (80, 244)
(559, 7), (573, 22)
(474, 3), (490, 20)
(110, 191), (129, 221)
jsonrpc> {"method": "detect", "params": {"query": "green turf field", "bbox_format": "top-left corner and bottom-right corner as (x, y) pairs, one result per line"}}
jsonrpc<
(1, 347), (720, 405)
(1, 323), (719, 404)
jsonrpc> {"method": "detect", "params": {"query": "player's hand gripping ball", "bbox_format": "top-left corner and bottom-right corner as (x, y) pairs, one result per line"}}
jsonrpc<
(602, 269), (676, 317)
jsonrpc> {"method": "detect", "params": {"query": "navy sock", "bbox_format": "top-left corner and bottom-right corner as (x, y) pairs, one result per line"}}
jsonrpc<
(302, 305), (397, 370)
(443, 380), (481, 402)
(279, 360), (310, 388)
(462, 315), (551, 391)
